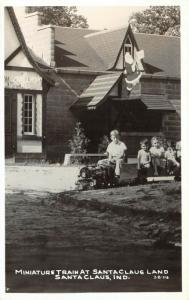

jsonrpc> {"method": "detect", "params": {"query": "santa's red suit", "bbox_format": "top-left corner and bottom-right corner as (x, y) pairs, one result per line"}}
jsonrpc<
(124, 52), (143, 92)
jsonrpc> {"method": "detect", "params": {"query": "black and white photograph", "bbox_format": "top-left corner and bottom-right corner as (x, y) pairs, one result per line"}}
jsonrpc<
(1, 1), (189, 298)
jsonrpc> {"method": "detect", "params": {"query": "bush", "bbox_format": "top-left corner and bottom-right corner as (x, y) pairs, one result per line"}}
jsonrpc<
(69, 122), (90, 154)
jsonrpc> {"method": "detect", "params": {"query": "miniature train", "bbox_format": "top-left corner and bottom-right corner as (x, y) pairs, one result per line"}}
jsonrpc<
(76, 164), (119, 190)
(75, 136), (181, 190)
(75, 160), (181, 191)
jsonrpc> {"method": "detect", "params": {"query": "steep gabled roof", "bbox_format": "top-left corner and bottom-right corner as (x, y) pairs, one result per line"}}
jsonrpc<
(55, 26), (106, 71)
(6, 7), (55, 85)
(134, 33), (180, 78)
(85, 26), (127, 70)
(54, 25), (180, 79)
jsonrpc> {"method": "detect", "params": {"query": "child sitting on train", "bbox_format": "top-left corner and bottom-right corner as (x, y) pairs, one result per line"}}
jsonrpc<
(97, 129), (127, 178)
(149, 136), (165, 176)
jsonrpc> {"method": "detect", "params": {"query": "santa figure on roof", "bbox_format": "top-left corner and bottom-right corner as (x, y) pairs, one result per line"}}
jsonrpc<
(124, 50), (144, 93)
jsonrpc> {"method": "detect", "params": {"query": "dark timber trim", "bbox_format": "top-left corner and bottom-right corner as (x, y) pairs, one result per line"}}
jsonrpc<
(5, 88), (43, 94)
(111, 24), (141, 70)
(5, 66), (36, 72)
(5, 46), (22, 65)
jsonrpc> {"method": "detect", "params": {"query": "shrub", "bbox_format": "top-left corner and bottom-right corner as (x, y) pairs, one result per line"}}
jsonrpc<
(69, 122), (90, 154)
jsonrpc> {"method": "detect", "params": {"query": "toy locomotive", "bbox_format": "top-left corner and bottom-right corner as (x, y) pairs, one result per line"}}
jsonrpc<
(76, 163), (119, 190)
(75, 160), (181, 191)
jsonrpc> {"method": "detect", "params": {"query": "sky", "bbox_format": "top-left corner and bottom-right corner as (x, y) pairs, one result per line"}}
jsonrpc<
(14, 6), (146, 30)
(77, 6), (146, 29)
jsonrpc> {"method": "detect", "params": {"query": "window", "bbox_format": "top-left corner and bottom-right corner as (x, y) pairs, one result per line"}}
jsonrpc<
(23, 94), (35, 135)
(123, 36), (133, 57)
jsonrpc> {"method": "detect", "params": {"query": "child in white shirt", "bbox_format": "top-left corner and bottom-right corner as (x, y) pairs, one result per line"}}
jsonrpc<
(137, 139), (151, 180)
(149, 136), (165, 176)
(98, 130), (127, 177)
(137, 139), (151, 169)
(165, 144), (180, 175)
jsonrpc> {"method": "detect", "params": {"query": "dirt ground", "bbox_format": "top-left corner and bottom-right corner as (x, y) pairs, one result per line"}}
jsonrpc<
(6, 181), (181, 293)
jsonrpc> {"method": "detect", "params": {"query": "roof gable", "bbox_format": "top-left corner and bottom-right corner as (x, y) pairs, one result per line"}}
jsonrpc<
(134, 33), (180, 78)
(53, 24), (180, 78)
(7, 49), (33, 68)
(112, 25), (142, 70)
(5, 7), (54, 85)
(85, 26), (127, 70)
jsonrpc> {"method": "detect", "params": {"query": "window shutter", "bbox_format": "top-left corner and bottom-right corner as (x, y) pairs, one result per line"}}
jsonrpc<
(35, 94), (42, 137)
(17, 93), (23, 137)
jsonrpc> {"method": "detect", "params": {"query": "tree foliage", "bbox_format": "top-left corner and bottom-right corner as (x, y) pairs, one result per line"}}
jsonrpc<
(69, 122), (90, 154)
(129, 6), (180, 36)
(26, 6), (88, 28)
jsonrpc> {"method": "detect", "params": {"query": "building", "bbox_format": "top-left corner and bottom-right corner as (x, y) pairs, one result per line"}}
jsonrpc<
(5, 8), (181, 162)
(4, 7), (55, 161)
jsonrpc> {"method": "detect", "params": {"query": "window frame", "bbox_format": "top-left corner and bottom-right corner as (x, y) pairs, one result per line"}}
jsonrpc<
(123, 36), (134, 67)
(23, 94), (35, 136)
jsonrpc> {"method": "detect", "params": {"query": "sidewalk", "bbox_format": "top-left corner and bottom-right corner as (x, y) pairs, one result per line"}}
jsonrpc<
(5, 165), (81, 193)
(5, 162), (137, 193)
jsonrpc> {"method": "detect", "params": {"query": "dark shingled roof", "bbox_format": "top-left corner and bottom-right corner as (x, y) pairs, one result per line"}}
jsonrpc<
(134, 33), (180, 78)
(55, 26), (106, 71)
(85, 27), (127, 70)
(54, 26), (180, 78)
(141, 94), (175, 111)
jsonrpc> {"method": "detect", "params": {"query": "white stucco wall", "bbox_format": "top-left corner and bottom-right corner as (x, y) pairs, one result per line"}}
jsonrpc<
(7, 51), (33, 68)
(4, 8), (20, 59)
(5, 70), (43, 90)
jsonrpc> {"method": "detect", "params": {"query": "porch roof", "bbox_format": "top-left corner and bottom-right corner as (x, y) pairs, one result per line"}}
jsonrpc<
(113, 94), (175, 111)
(141, 94), (176, 111)
(72, 72), (122, 110)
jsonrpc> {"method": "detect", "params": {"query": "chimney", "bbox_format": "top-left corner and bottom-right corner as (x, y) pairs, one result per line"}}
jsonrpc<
(20, 10), (55, 67)
(24, 10), (42, 26)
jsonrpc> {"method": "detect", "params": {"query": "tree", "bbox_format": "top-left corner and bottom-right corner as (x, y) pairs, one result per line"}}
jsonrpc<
(69, 122), (90, 154)
(129, 6), (180, 36)
(26, 6), (88, 28)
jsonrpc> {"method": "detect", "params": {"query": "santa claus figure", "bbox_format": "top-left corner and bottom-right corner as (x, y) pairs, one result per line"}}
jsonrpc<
(124, 50), (144, 92)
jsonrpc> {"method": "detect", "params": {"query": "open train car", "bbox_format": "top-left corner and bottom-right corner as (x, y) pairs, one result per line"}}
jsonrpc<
(76, 161), (181, 191)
